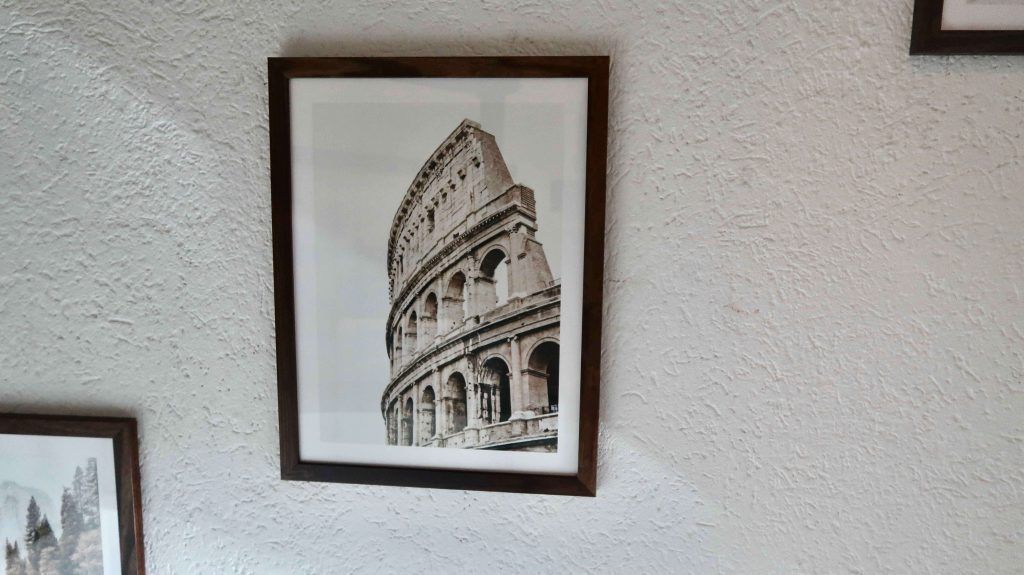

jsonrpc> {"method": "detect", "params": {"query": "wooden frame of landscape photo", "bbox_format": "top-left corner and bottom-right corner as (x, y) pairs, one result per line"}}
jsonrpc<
(0, 413), (146, 574)
(268, 56), (608, 496)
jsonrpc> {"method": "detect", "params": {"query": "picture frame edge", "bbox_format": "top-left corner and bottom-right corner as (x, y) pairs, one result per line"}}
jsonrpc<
(0, 412), (147, 575)
(267, 55), (609, 496)
(281, 460), (596, 497)
(114, 418), (146, 575)
(910, 0), (1024, 55)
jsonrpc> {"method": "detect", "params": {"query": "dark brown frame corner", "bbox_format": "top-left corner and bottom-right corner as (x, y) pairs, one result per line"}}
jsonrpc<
(268, 56), (608, 496)
(911, 0), (1024, 54)
(0, 413), (146, 574)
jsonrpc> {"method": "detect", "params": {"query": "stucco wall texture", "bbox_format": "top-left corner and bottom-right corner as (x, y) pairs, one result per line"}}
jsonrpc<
(1, 1), (1021, 573)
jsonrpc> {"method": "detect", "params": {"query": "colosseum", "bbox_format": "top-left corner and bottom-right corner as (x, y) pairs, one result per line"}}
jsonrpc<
(381, 119), (561, 452)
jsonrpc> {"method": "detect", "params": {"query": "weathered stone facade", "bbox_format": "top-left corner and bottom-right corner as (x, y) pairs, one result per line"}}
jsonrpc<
(381, 120), (561, 451)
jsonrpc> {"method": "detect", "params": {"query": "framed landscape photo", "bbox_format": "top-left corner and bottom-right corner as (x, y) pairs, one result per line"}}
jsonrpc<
(911, 0), (1024, 53)
(268, 57), (608, 495)
(0, 414), (145, 574)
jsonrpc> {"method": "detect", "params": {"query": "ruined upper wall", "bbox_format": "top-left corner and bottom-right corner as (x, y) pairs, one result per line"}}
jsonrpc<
(386, 120), (518, 299)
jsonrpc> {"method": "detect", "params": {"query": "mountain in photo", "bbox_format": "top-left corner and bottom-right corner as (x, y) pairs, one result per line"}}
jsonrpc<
(0, 482), (57, 545)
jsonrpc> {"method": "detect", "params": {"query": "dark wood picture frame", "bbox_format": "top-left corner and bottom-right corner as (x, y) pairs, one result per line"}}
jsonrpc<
(268, 56), (608, 496)
(0, 413), (146, 574)
(911, 0), (1024, 54)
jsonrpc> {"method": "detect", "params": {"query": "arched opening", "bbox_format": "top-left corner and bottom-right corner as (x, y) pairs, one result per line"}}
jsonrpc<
(479, 249), (509, 312)
(405, 312), (418, 356)
(419, 386), (436, 442)
(421, 293), (438, 343)
(443, 272), (467, 332)
(386, 400), (398, 445)
(482, 357), (512, 423)
(526, 342), (560, 414)
(446, 372), (467, 433)
(401, 397), (414, 446)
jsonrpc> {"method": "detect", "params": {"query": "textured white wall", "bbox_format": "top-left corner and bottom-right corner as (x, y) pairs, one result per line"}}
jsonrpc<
(1, 1), (1021, 573)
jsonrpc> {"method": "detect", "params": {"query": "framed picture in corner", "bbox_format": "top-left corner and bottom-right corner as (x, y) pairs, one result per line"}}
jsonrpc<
(911, 0), (1024, 53)
(0, 414), (146, 574)
(268, 56), (608, 495)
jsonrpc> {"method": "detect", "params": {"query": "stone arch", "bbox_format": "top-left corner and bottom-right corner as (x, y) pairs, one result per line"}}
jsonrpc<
(481, 355), (512, 423)
(479, 247), (509, 311)
(419, 385), (436, 442)
(401, 397), (414, 446)
(526, 341), (560, 414)
(446, 372), (468, 433)
(421, 292), (438, 343)
(443, 271), (467, 332)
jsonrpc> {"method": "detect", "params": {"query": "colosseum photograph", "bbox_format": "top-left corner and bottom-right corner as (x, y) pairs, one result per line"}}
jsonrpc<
(381, 119), (562, 452)
(282, 74), (591, 474)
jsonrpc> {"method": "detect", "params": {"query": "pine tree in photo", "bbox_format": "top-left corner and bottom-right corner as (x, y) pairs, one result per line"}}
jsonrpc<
(59, 488), (84, 575)
(78, 460), (100, 531)
(36, 547), (61, 575)
(22, 499), (39, 547)
(9, 460), (107, 575)
(71, 467), (84, 507)
(68, 530), (101, 575)
(60, 488), (83, 537)
(23, 498), (40, 573)
(5, 540), (27, 575)
(34, 516), (56, 554)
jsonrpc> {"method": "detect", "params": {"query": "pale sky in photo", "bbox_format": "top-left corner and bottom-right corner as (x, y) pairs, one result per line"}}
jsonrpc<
(0, 434), (113, 536)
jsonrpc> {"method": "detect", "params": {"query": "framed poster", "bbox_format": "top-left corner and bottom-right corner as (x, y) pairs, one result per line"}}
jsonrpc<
(0, 414), (145, 574)
(268, 57), (608, 495)
(911, 0), (1024, 53)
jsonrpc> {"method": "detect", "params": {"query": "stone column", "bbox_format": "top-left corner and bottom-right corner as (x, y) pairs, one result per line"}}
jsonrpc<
(509, 335), (524, 415)
(463, 256), (478, 323)
(482, 384), (492, 425)
(418, 401), (434, 445)
(465, 356), (479, 429)
(466, 381), (478, 429)
(413, 391), (420, 446)
(433, 369), (444, 438)
(440, 296), (456, 333)
(492, 383), (500, 423)
(394, 404), (401, 441)
(508, 226), (528, 300)
(466, 273), (483, 322)
(475, 383), (483, 423)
